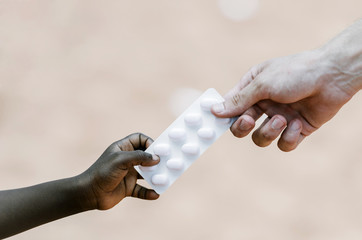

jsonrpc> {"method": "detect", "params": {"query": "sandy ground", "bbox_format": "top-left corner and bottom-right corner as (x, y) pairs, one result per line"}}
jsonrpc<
(0, 0), (361, 239)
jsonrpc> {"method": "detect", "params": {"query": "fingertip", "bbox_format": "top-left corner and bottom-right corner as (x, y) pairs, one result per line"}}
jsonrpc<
(149, 154), (161, 165)
(211, 103), (226, 116)
(132, 185), (160, 200)
(152, 154), (160, 161)
(278, 144), (294, 152)
(239, 115), (255, 130)
(211, 101), (246, 118)
(214, 84), (263, 118)
(290, 119), (302, 131)
(147, 190), (160, 200)
(270, 115), (287, 130)
(277, 139), (298, 152)
(231, 115), (255, 138)
(277, 119), (303, 152)
(140, 153), (160, 167)
(118, 150), (156, 168)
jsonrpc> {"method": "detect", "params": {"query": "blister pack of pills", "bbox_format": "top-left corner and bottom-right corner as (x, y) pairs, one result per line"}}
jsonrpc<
(135, 88), (234, 194)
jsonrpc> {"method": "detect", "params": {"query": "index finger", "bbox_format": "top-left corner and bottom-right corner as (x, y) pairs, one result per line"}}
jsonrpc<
(116, 133), (154, 151)
(223, 65), (261, 100)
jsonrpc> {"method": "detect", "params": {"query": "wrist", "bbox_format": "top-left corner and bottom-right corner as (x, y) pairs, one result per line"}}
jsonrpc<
(316, 20), (362, 95)
(71, 173), (98, 211)
(313, 45), (362, 97)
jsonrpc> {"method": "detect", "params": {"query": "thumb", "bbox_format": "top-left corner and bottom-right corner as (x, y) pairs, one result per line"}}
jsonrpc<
(212, 80), (265, 118)
(115, 150), (159, 170)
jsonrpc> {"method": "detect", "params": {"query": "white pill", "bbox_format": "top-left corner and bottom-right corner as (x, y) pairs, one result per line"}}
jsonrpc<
(184, 113), (202, 127)
(168, 128), (186, 141)
(153, 144), (171, 156)
(215, 117), (231, 125)
(166, 158), (184, 170)
(151, 174), (169, 185)
(181, 143), (200, 156)
(139, 165), (158, 172)
(197, 128), (215, 140)
(200, 98), (218, 111)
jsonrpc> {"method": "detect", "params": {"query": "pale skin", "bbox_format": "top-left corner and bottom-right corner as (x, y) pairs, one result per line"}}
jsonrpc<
(0, 133), (160, 239)
(212, 19), (362, 152)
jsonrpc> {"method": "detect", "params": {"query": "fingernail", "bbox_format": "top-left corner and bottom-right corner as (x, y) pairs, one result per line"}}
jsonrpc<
(290, 121), (301, 131)
(152, 154), (159, 161)
(212, 103), (225, 113)
(271, 118), (284, 130)
(239, 119), (252, 131)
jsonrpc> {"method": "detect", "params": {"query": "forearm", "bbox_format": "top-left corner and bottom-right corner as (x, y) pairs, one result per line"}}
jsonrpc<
(318, 19), (362, 94)
(0, 176), (91, 239)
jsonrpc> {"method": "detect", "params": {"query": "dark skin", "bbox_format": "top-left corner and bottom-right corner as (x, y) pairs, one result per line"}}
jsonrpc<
(0, 133), (160, 239)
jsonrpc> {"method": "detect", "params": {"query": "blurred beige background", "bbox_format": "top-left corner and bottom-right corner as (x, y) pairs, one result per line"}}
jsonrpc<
(0, 0), (362, 239)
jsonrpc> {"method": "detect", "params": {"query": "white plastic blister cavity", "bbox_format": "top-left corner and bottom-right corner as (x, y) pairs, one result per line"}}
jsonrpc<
(135, 88), (234, 194)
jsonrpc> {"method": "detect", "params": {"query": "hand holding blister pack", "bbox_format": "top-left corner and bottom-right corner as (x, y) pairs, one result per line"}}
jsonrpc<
(135, 88), (235, 194)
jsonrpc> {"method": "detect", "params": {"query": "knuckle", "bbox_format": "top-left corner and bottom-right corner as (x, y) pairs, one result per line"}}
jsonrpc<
(139, 188), (147, 199)
(104, 151), (119, 162)
(110, 152), (127, 166)
(249, 66), (259, 80)
(134, 150), (151, 161)
(252, 79), (269, 100)
(253, 79), (264, 92)
(108, 140), (119, 149)
(131, 185), (140, 197)
(127, 132), (141, 140)
(134, 149), (145, 158)
(133, 132), (143, 137)
(111, 151), (122, 158)
(231, 93), (242, 107)
(124, 132), (143, 141)
(110, 139), (126, 150)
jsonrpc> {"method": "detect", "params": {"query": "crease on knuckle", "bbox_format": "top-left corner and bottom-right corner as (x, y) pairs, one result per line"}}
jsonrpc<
(231, 93), (242, 107)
